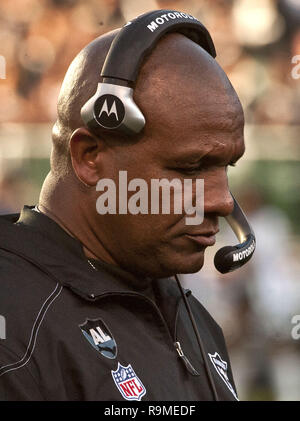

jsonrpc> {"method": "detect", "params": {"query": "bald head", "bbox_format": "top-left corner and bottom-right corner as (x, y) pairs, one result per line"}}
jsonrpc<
(51, 29), (243, 176)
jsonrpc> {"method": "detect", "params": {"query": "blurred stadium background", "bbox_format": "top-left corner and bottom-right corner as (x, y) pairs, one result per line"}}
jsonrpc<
(0, 0), (299, 401)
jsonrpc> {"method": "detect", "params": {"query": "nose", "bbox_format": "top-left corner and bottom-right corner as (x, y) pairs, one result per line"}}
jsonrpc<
(204, 168), (234, 217)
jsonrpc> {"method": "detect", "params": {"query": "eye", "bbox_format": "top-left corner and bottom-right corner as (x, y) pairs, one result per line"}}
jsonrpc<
(173, 160), (237, 176)
(174, 165), (202, 176)
(226, 162), (237, 173)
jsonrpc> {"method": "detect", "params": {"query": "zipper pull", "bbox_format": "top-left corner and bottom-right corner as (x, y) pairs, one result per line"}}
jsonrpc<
(175, 341), (184, 357)
(174, 341), (200, 376)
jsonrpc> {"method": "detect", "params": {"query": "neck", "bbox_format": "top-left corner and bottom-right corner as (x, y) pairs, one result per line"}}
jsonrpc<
(39, 171), (117, 265)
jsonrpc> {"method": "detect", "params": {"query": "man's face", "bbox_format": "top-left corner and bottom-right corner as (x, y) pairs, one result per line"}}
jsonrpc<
(91, 83), (245, 278)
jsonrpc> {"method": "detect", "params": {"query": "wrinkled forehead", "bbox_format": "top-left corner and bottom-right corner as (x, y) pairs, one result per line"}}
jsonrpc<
(131, 85), (245, 173)
(142, 84), (244, 153)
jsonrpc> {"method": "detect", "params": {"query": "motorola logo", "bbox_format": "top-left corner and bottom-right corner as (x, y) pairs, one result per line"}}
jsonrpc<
(94, 94), (125, 129)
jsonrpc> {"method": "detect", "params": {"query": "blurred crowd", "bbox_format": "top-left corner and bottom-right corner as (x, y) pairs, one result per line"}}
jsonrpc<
(0, 0), (300, 401)
(0, 0), (299, 125)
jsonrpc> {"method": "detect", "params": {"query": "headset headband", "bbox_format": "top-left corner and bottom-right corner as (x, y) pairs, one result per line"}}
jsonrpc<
(81, 9), (216, 136)
(101, 9), (216, 84)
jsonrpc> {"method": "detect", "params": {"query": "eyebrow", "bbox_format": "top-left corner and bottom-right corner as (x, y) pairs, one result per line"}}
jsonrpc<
(167, 142), (245, 166)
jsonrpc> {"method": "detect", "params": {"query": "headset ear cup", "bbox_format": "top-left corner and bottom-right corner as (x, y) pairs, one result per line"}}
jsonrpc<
(81, 83), (145, 136)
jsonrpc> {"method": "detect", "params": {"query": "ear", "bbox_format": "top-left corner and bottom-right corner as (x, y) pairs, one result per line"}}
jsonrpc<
(69, 128), (106, 186)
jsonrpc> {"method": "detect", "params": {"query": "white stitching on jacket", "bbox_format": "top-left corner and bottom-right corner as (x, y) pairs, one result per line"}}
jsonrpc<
(0, 283), (63, 376)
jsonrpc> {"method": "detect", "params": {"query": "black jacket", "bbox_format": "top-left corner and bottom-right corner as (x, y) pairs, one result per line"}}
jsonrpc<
(0, 207), (238, 401)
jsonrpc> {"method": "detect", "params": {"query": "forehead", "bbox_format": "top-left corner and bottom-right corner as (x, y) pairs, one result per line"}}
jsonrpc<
(146, 95), (245, 163)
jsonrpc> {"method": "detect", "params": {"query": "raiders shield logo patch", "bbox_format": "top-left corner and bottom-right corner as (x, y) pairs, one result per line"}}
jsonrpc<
(79, 318), (117, 359)
(111, 363), (146, 401)
(208, 352), (239, 400)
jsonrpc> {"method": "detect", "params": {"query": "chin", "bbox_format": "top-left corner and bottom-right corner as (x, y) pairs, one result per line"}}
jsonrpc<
(174, 255), (205, 275)
(152, 251), (206, 279)
(122, 247), (206, 279)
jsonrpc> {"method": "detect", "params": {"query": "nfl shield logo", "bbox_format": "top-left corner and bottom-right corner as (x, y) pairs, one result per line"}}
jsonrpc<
(208, 352), (239, 400)
(111, 363), (146, 401)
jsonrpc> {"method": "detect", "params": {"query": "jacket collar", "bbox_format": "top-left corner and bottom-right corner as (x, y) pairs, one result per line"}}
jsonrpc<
(0, 206), (180, 301)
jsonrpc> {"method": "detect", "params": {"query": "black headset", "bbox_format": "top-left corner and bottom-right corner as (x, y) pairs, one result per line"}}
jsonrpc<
(81, 9), (256, 275)
(81, 9), (256, 400)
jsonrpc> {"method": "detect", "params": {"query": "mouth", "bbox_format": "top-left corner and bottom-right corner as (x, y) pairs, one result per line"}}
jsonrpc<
(183, 229), (219, 248)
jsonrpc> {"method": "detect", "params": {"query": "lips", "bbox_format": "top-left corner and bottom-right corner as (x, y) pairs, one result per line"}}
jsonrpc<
(184, 233), (216, 247)
(183, 229), (219, 248)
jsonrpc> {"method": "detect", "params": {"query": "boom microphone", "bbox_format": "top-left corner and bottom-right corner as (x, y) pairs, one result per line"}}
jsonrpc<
(214, 195), (256, 274)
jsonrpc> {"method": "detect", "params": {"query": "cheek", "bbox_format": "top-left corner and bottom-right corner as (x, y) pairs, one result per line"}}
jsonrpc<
(121, 213), (180, 240)
(103, 212), (183, 247)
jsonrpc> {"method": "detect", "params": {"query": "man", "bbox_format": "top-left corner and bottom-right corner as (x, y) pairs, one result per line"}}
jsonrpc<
(0, 24), (244, 400)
